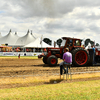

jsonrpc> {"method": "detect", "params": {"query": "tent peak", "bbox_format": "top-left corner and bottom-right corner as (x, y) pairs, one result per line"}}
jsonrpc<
(27, 29), (30, 34)
(9, 29), (11, 33)
(15, 32), (17, 35)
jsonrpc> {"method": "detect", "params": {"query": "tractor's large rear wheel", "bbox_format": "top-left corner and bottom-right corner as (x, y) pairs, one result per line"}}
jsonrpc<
(47, 55), (58, 66)
(43, 55), (48, 64)
(71, 48), (89, 66)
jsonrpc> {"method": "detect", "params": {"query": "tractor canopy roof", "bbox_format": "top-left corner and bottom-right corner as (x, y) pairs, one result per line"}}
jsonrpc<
(62, 37), (82, 41)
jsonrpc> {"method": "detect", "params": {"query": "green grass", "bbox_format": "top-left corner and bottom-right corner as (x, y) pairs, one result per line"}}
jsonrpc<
(0, 79), (100, 100)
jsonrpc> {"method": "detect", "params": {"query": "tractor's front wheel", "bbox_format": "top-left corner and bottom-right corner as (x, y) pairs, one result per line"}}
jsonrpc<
(47, 55), (58, 66)
(43, 55), (48, 64)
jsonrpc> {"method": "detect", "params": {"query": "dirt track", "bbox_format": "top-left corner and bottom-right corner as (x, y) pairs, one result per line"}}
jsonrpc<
(0, 58), (61, 77)
(0, 58), (100, 77)
(0, 58), (100, 89)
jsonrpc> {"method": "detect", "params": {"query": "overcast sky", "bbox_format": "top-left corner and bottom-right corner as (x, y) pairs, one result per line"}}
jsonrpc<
(0, 0), (100, 44)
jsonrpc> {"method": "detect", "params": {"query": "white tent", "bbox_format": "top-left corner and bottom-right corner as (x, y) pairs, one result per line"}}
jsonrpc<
(15, 31), (35, 46)
(85, 42), (91, 49)
(0, 32), (19, 46)
(0, 33), (2, 38)
(0, 30), (53, 48)
(24, 37), (53, 48)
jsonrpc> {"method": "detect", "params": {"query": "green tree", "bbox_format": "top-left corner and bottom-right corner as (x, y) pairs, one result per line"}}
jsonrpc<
(43, 38), (52, 45)
(56, 39), (62, 47)
(85, 39), (91, 47)
(96, 43), (99, 46)
(90, 41), (94, 46)
(85, 38), (99, 47)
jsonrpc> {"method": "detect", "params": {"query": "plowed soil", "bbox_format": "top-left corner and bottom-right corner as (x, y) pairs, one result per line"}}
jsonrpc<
(0, 58), (61, 77)
(0, 58), (100, 89)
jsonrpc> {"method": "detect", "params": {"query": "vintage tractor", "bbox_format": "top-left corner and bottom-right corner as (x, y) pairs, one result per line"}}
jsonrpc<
(38, 37), (90, 67)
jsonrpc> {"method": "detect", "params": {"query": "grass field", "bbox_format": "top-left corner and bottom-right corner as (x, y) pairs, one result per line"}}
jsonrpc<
(0, 79), (100, 100)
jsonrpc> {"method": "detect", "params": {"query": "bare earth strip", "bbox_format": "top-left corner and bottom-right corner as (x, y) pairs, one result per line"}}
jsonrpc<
(0, 58), (100, 89)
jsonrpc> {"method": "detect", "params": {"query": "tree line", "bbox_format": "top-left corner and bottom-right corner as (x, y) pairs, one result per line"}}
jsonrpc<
(43, 38), (99, 47)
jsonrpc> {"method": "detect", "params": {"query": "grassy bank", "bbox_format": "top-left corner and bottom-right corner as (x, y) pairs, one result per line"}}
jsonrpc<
(0, 79), (100, 100)
(0, 73), (100, 85)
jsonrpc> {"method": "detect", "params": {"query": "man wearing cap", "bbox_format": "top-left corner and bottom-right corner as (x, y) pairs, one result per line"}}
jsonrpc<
(59, 48), (72, 79)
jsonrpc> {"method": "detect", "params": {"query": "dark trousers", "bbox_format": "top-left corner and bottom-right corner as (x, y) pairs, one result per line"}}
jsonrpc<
(93, 53), (96, 64)
(60, 65), (66, 75)
(60, 65), (69, 75)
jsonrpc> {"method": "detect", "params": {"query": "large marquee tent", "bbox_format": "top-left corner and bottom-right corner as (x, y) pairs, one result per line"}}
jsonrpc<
(15, 32), (35, 46)
(0, 32), (19, 46)
(0, 30), (53, 50)
(24, 37), (53, 48)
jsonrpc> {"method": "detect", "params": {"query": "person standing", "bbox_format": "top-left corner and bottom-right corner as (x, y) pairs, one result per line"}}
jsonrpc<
(59, 48), (72, 79)
(91, 46), (96, 65)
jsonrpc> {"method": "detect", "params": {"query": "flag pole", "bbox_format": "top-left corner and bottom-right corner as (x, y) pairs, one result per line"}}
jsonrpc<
(40, 35), (43, 52)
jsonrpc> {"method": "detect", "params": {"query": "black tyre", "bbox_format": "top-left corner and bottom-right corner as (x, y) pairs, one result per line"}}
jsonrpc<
(43, 55), (48, 64)
(47, 55), (58, 66)
(71, 48), (89, 66)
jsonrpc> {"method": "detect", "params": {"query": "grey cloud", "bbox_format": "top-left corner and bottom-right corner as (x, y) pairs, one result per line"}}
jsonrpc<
(76, 0), (100, 7)
(44, 19), (86, 33)
(88, 24), (100, 32)
(4, 0), (59, 18)
(5, 0), (100, 18)
(1, 0), (100, 19)
(71, 9), (100, 20)
(45, 23), (63, 29)
(1, 0), (100, 43)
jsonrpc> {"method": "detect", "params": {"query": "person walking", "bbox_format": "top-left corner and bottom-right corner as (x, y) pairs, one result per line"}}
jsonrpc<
(59, 48), (72, 79)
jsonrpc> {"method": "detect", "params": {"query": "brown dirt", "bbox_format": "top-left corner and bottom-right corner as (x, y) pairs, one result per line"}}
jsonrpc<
(0, 58), (61, 77)
(0, 58), (100, 89)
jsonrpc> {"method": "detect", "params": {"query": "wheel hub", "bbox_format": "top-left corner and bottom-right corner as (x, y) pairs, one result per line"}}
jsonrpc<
(51, 59), (56, 64)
